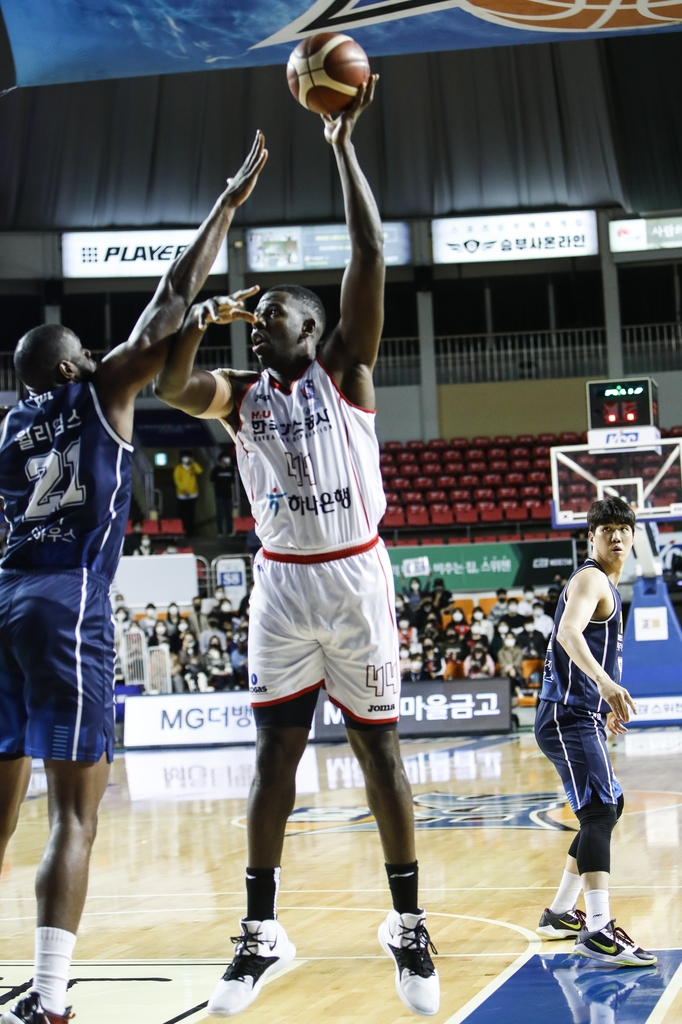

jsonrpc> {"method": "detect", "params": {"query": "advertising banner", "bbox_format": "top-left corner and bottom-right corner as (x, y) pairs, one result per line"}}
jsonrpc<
(124, 692), (256, 748)
(387, 540), (575, 592)
(432, 211), (598, 264)
(313, 680), (511, 742)
(62, 230), (227, 279)
(246, 221), (410, 272)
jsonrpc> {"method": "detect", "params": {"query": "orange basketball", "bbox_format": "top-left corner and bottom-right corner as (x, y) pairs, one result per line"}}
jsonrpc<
(287, 33), (371, 116)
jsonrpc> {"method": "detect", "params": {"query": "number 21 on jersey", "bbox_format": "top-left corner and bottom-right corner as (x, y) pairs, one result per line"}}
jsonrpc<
(24, 439), (86, 520)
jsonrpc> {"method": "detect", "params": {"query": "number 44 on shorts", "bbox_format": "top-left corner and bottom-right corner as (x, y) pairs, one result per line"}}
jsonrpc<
(366, 662), (399, 697)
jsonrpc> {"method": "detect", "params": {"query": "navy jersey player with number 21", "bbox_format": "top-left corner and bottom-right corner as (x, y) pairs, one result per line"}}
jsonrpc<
(0, 134), (268, 1024)
(534, 497), (656, 968)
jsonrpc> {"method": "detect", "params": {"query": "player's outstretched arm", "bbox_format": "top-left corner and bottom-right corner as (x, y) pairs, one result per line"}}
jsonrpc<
(154, 289), (259, 417)
(93, 132), (268, 439)
(556, 569), (637, 723)
(318, 76), (384, 410)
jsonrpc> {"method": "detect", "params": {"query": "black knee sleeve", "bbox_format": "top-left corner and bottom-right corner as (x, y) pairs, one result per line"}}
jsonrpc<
(574, 795), (618, 875)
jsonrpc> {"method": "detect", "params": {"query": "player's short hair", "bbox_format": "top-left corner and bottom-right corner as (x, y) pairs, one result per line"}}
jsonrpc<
(265, 284), (326, 336)
(14, 324), (75, 392)
(587, 497), (636, 533)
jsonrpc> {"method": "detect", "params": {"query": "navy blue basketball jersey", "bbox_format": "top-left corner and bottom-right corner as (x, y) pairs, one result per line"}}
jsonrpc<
(0, 382), (133, 583)
(540, 559), (623, 713)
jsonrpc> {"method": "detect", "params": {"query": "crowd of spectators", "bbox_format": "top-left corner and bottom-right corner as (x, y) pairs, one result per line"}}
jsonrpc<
(397, 576), (561, 687)
(113, 585), (251, 694)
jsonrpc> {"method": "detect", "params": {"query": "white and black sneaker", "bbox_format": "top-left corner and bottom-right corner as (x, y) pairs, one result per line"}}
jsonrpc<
(1, 991), (74, 1023)
(378, 910), (440, 1016)
(574, 919), (657, 968)
(537, 906), (586, 939)
(207, 919), (296, 1017)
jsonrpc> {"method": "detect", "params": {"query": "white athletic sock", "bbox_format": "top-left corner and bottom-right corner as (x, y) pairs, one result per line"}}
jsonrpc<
(584, 889), (610, 933)
(549, 869), (582, 915)
(34, 927), (76, 1015)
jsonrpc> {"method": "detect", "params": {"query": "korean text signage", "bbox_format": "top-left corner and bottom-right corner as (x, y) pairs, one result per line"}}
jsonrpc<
(124, 692), (256, 747)
(313, 680), (511, 741)
(246, 222), (411, 271)
(609, 217), (682, 253)
(62, 230), (228, 279)
(432, 211), (598, 264)
(387, 540), (575, 592)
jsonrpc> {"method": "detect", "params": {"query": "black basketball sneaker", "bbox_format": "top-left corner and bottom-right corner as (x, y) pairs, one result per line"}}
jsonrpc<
(574, 920), (658, 967)
(1, 991), (74, 1024)
(207, 919), (296, 1017)
(378, 910), (440, 1016)
(536, 906), (586, 939)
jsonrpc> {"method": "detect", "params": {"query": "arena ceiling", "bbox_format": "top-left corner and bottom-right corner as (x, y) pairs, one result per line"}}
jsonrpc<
(0, 0), (682, 90)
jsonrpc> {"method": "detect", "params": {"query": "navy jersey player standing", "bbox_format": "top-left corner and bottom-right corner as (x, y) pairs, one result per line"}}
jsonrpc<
(534, 497), (656, 967)
(0, 133), (267, 1024)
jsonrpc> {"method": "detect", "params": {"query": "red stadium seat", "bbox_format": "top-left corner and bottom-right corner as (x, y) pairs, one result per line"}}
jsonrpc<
(533, 458), (550, 470)
(402, 464), (419, 477)
(472, 436), (492, 447)
(523, 498), (542, 509)
(234, 516), (256, 532)
(505, 472), (525, 485)
(488, 447), (507, 459)
(455, 508), (479, 524)
(475, 500), (496, 510)
(482, 473), (503, 486)
(498, 486), (518, 499)
(436, 475), (457, 489)
(460, 474), (480, 487)
(407, 440), (425, 451)
(466, 448), (486, 460)
(499, 534), (522, 541)
(414, 476), (434, 490)
(559, 432), (581, 444)
(382, 506), (406, 527)
(543, 485), (553, 497)
(421, 537), (444, 545)
(452, 500), (473, 512)
(567, 482), (588, 495)
(511, 459), (531, 471)
(406, 503), (429, 526)
(381, 464), (398, 478)
(380, 452), (395, 466)
(467, 461), (487, 473)
(480, 507), (504, 523)
(494, 435), (513, 446)
(397, 451), (417, 463)
(531, 503), (552, 520)
(450, 488), (471, 501)
(393, 476), (412, 490)
(525, 531), (548, 539)
(125, 520), (133, 535)
(383, 441), (403, 451)
(427, 439), (448, 450)
(474, 488), (495, 500)
(422, 450), (441, 464)
(141, 519), (159, 535)
(450, 437), (468, 448)
(505, 505), (528, 520)
(443, 461), (465, 474)
(426, 490), (448, 503)
(537, 433), (557, 444)
(160, 518), (185, 535)
(430, 503), (454, 525)
(488, 460), (509, 472)
(402, 490), (424, 503)
(521, 485), (541, 498)
(516, 434), (534, 445)
(511, 447), (530, 458)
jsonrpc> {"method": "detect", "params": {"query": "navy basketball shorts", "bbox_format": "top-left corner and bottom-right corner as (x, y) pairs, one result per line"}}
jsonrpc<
(535, 699), (623, 813)
(0, 568), (115, 763)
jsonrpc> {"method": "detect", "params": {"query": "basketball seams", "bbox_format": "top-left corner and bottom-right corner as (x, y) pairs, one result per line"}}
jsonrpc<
(287, 32), (370, 114)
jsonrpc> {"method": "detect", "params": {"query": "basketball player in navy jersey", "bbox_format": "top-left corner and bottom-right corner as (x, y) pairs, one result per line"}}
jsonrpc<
(534, 497), (656, 967)
(0, 133), (268, 1024)
(156, 79), (440, 1018)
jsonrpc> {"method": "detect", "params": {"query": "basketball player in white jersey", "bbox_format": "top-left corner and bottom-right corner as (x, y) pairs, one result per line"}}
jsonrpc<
(156, 79), (440, 1018)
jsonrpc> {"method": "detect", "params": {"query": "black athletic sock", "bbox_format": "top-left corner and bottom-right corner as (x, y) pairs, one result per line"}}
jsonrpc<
(385, 861), (419, 915)
(245, 867), (280, 921)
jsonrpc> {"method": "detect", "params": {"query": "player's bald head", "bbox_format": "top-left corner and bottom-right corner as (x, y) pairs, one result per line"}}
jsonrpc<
(14, 324), (94, 394)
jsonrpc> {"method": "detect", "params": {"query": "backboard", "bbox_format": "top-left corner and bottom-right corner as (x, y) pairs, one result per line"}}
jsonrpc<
(550, 439), (682, 528)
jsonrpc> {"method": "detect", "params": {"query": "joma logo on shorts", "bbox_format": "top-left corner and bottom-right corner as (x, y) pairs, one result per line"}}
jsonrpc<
(251, 686), (268, 694)
(367, 704), (396, 712)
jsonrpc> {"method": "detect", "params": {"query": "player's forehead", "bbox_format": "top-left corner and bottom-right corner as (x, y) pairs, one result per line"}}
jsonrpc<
(256, 291), (291, 313)
(595, 520), (633, 531)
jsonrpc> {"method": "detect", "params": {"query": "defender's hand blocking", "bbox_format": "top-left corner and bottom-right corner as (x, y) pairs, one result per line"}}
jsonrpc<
(598, 678), (637, 723)
(225, 131), (268, 208)
(322, 75), (379, 147)
(195, 287), (260, 331)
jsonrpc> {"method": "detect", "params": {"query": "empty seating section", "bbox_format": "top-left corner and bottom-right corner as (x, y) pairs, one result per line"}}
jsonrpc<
(380, 431), (564, 530)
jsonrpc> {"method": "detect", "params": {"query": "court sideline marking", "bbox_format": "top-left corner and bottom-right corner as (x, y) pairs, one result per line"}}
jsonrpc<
(645, 960), (682, 1024)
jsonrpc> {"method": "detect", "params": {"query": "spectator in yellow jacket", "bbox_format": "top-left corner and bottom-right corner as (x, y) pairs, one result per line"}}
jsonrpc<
(173, 449), (203, 536)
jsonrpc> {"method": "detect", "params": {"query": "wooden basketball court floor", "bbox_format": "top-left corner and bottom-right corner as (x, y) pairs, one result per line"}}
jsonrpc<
(2, 728), (682, 1024)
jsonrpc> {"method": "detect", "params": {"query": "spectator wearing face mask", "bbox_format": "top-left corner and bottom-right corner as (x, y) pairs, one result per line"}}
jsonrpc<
(397, 615), (416, 647)
(231, 634), (249, 688)
(206, 637), (235, 690)
(199, 616), (228, 654)
(490, 621), (511, 661)
(178, 633), (208, 692)
(544, 585), (561, 620)
(422, 613), (444, 645)
(488, 588), (509, 625)
(188, 595), (210, 639)
(468, 623), (489, 654)
(113, 606), (131, 650)
(149, 620), (170, 649)
(443, 646), (462, 680)
(165, 603), (181, 635)
(471, 606), (494, 643)
(532, 600), (554, 639)
(169, 617), (191, 655)
(140, 603), (158, 642)
(414, 593), (437, 633)
(497, 632), (524, 680)
(422, 640), (444, 679)
(500, 598), (529, 636)
(517, 588), (536, 617)
(430, 578), (451, 612)
(520, 619), (548, 658)
(216, 599), (234, 632)
(402, 574), (430, 613)
(449, 607), (470, 640)
(173, 449), (203, 537)
(399, 644), (411, 677)
(133, 533), (153, 557)
(404, 655), (432, 682)
(464, 644), (496, 679)
(123, 522), (145, 556)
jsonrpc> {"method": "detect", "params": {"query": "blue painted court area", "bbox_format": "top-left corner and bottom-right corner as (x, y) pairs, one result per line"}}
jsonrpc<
(466, 950), (682, 1022)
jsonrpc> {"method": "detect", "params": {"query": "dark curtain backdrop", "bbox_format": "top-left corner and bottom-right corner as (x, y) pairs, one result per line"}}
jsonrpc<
(0, 33), (678, 231)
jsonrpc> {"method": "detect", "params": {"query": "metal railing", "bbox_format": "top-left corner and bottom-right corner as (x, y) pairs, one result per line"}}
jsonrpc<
(4, 324), (682, 398)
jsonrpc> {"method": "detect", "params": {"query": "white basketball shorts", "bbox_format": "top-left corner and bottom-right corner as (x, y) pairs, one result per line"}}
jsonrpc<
(248, 539), (400, 726)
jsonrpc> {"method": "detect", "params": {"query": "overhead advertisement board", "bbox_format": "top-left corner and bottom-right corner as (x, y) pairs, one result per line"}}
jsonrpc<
(432, 210), (598, 264)
(246, 222), (411, 272)
(387, 541), (576, 592)
(62, 230), (228, 279)
(609, 216), (682, 253)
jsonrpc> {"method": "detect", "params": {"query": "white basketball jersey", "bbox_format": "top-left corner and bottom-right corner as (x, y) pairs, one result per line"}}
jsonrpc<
(232, 359), (385, 556)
